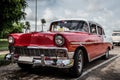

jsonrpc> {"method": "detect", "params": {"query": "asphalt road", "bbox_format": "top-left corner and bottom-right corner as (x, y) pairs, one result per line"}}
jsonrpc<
(0, 46), (120, 80)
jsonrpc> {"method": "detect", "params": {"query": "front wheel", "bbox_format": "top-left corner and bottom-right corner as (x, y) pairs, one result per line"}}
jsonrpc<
(69, 49), (84, 77)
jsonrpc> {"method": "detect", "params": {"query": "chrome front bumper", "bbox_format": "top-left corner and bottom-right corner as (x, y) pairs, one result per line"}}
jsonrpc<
(5, 54), (74, 68)
(5, 46), (74, 68)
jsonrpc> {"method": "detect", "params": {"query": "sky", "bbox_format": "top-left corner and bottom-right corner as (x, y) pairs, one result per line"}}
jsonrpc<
(24, 0), (120, 37)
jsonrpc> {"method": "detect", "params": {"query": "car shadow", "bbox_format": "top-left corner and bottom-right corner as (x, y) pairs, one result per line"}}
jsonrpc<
(8, 54), (117, 80)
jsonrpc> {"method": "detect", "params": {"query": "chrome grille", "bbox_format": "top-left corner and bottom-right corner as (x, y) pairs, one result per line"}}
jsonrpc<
(15, 47), (57, 57)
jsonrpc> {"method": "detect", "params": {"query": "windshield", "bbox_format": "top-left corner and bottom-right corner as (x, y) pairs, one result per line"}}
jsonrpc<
(112, 33), (120, 36)
(51, 20), (89, 32)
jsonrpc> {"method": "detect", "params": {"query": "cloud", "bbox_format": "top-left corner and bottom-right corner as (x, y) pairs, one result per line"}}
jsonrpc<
(25, 0), (120, 36)
(42, 8), (54, 21)
(25, 7), (34, 20)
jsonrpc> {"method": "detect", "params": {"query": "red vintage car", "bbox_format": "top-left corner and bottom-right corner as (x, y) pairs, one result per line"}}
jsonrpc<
(5, 19), (112, 77)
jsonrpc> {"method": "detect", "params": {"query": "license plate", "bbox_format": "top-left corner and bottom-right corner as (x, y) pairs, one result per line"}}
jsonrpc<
(45, 60), (53, 65)
(18, 56), (33, 62)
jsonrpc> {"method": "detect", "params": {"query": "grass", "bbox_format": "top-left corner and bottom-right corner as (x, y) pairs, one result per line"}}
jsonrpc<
(0, 39), (10, 66)
(0, 54), (10, 66)
(0, 39), (8, 51)
(0, 54), (6, 60)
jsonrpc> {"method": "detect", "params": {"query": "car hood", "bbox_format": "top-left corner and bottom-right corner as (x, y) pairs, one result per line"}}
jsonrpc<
(10, 32), (55, 46)
(10, 31), (89, 47)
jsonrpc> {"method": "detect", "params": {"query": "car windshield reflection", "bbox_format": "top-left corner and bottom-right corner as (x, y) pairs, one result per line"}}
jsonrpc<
(51, 20), (89, 32)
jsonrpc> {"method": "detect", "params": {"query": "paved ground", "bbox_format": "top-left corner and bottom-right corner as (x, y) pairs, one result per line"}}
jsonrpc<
(0, 51), (9, 55)
(0, 46), (120, 80)
(79, 46), (120, 80)
(80, 56), (120, 80)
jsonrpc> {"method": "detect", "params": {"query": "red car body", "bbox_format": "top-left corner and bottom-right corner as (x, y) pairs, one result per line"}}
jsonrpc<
(6, 19), (113, 77)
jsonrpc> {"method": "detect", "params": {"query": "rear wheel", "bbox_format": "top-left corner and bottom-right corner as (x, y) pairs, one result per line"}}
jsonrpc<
(69, 49), (84, 77)
(103, 48), (109, 59)
(17, 63), (32, 70)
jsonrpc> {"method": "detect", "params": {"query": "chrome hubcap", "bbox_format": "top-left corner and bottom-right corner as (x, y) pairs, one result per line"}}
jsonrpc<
(106, 50), (109, 58)
(78, 50), (83, 72)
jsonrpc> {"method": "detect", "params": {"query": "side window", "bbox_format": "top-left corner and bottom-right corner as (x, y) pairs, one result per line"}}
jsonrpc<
(102, 29), (105, 35)
(98, 26), (102, 35)
(82, 22), (89, 32)
(75, 21), (89, 32)
(90, 24), (97, 34)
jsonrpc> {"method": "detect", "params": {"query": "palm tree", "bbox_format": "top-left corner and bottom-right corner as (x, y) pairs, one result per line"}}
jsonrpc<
(25, 21), (30, 33)
(41, 19), (46, 31)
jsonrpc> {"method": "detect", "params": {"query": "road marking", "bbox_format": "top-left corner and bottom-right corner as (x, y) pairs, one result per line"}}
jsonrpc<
(77, 54), (120, 79)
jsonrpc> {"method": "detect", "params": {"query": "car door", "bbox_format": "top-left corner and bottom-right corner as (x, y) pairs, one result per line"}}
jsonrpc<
(98, 26), (107, 55)
(96, 26), (106, 56)
(86, 23), (101, 60)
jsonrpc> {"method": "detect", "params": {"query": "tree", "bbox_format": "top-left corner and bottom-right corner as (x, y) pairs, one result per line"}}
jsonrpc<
(41, 19), (46, 31)
(0, 0), (27, 38)
(1, 22), (24, 38)
(23, 21), (31, 33)
(12, 22), (24, 33)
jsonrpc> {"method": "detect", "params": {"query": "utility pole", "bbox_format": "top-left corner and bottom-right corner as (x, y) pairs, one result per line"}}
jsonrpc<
(35, 0), (37, 31)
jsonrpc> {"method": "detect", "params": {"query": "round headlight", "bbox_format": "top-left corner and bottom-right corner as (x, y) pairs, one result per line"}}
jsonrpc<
(8, 36), (14, 44)
(54, 35), (65, 47)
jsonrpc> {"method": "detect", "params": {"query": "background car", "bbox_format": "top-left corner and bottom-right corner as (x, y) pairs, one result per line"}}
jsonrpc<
(112, 30), (120, 46)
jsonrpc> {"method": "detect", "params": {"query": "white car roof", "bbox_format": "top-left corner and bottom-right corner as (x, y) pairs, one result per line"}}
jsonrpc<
(51, 18), (102, 28)
(51, 18), (88, 22)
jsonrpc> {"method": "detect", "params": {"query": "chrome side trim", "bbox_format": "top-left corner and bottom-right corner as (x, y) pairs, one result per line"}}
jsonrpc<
(89, 53), (106, 62)
(27, 46), (67, 50)
(70, 42), (102, 45)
